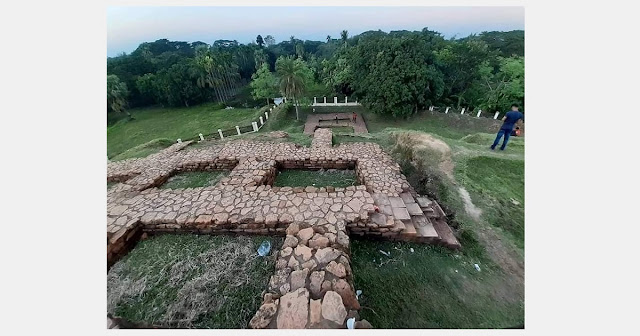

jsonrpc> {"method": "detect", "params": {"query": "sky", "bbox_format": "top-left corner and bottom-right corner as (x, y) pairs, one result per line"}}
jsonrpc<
(107, 6), (524, 57)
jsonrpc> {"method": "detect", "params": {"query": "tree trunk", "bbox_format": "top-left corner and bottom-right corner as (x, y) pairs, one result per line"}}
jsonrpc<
(294, 97), (299, 120)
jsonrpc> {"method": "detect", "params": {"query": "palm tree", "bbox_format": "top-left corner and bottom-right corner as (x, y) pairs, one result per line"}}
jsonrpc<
(107, 75), (131, 119)
(340, 30), (348, 47)
(276, 56), (310, 120)
(295, 44), (305, 59)
(195, 45), (223, 102)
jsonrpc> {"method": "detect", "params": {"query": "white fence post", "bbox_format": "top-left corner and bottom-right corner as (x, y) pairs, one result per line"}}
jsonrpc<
(314, 97), (317, 105)
(177, 138), (182, 143)
(461, 108), (466, 115)
(324, 97), (327, 104)
(252, 122), (258, 132)
(445, 107), (450, 114)
(476, 110), (482, 118)
(198, 133), (204, 142)
(345, 97), (348, 104)
(265, 111), (269, 120)
(236, 126), (241, 135)
(334, 97), (338, 104)
(218, 129), (224, 139)
(355, 98), (358, 104)
(259, 116), (264, 126)
(494, 111), (500, 119)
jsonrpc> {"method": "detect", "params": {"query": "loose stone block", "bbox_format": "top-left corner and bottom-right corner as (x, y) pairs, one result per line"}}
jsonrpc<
(276, 288), (309, 329)
(309, 271), (325, 296)
(321, 291), (347, 325)
(249, 302), (278, 329)
(309, 299), (322, 327)
(294, 244), (313, 261)
(290, 268), (309, 291)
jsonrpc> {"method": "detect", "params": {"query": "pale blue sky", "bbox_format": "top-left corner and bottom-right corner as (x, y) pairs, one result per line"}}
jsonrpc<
(107, 6), (524, 57)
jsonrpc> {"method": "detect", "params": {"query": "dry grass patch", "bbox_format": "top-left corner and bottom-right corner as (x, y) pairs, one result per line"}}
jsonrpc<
(107, 234), (281, 328)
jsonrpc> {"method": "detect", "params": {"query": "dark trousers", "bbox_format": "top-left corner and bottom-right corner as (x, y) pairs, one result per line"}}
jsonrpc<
(492, 128), (511, 150)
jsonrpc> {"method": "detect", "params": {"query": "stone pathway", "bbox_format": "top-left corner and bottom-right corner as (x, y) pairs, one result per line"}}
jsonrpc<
(107, 128), (460, 329)
(303, 112), (368, 134)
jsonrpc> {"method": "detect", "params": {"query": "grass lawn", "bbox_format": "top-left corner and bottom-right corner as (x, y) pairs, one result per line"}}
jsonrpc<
(110, 138), (174, 161)
(461, 132), (525, 151)
(107, 234), (282, 328)
(456, 156), (525, 248)
(273, 169), (358, 188)
(351, 238), (524, 328)
(160, 171), (229, 189)
(107, 103), (264, 158)
(325, 126), (354, 133)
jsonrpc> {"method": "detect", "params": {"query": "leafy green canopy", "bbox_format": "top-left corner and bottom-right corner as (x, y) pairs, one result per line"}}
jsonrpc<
(108, 30), (524, 118)
(250, 63), (278, 106)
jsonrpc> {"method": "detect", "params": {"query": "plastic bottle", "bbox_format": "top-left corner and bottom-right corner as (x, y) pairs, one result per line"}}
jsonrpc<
(257, 240), (271, 256)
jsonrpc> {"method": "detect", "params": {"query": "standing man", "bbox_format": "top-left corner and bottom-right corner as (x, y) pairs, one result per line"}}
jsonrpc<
(491, 104), (524, 150)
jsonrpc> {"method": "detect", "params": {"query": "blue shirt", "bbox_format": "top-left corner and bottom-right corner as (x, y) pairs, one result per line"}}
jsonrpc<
(501, 111), (524, 131)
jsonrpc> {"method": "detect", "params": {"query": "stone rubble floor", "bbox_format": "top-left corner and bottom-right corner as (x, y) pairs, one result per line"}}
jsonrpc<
(107, 128), (460, 329)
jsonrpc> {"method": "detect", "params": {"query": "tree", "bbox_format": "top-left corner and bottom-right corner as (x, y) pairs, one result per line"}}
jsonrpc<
(136, 73), (160, 105)
(195, 45), (224, 102)
(321, 49), (353, 95)
(295, 43), (305, 59)
(250, 63), (278, 106)
(107, 75), (132, 119)
(264, 35), (276, 47)
(477, 56), (524, 112)
(156, 59), (207, 107)
(194, 45), (241, 102)
(340, 30), (348, 46)
(435, 38), (491, 108)
(256, 35), (264, 47)
(348, 34), (444, 117)
(254, 48), (268, 70)
(275, 56), (313, 120)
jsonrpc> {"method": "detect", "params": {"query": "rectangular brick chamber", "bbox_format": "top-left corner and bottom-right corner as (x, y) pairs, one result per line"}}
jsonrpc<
(149, 159), (239, 189)
(272, 160), (366, 188)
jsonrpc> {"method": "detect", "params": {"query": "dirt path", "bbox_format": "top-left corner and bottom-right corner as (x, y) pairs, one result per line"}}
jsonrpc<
(457, 186), (483, 221)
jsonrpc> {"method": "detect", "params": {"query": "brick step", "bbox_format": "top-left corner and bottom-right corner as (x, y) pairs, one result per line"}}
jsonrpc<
(399, 192), (415, 205)
(392, 219), (406, 233)
(388, 196), (407, 208)
(370, 212), (396, 228)
(398, 219), (415, 237)
(411, 215), (439, 238)
(431, 217), (461, 249)
(415, 196), (432, 208)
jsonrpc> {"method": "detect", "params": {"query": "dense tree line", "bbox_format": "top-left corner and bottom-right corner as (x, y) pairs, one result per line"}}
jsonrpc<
(107, 29), (524, 118)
